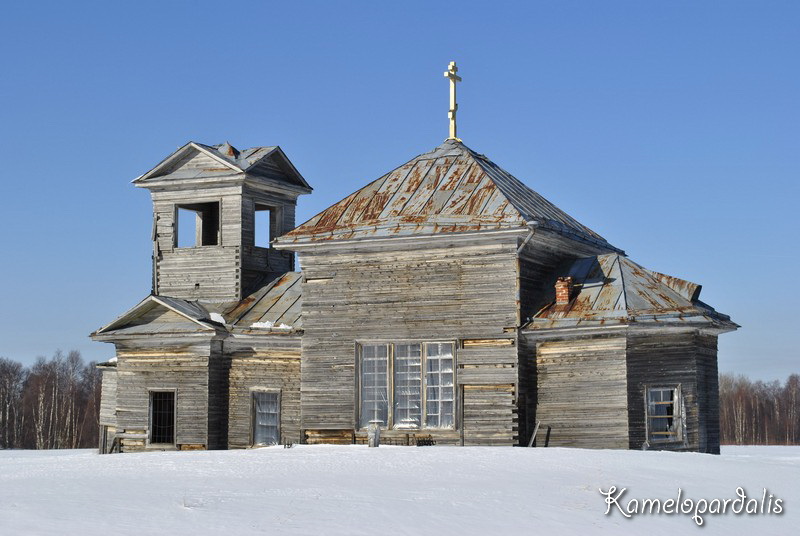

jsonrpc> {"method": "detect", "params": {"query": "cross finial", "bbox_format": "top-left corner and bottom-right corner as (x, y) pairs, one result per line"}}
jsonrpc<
(443, 61), (462, 142)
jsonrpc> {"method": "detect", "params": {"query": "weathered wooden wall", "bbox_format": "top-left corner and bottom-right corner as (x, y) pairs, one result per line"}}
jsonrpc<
(626, 330), (719, 453)
(98, 366), (117, 427)
(298, 236), (523, 445)
(226, 337), (302, 448)
(533, 335), (630, 449)
(516, 230), (613, 445)
(112, 339), (224, 452)
(151, 183), (297, 301)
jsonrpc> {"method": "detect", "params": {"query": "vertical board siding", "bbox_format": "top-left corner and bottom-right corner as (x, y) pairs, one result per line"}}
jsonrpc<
(535, 336), (629, 449)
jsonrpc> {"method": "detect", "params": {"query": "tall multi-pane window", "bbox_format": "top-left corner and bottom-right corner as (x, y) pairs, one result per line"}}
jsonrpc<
(646, 386), (682, 442)
(358, 341), (455, 430)
(358, 344), (389, 429)
(252, 391), (280, 446)
(425, 343), (455, 428)
(393, 344), (422, 428)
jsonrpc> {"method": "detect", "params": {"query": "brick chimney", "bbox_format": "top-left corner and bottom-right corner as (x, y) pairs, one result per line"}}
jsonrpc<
(555, 276), (573, 305)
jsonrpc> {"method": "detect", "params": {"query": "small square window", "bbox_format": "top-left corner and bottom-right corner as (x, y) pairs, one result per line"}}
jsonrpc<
(175, 202), (219, 247)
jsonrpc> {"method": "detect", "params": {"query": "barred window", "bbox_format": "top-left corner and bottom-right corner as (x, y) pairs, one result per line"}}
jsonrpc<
(358, 342), (455, 430)
(149, 391), (175, 445)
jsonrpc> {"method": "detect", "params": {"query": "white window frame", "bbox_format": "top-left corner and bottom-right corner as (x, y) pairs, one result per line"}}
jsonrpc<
(356, 341), (457, 431)
(644, 384), (685, 444)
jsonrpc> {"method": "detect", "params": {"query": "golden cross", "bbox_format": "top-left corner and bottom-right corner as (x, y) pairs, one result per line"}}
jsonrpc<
(443, 61), (462, 141)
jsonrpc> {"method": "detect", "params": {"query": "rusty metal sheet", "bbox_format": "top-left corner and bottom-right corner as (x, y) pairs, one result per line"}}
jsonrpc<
(276, 140), (617, 247)
(527, 254), (737, 331)
(377, 159), (436, 219)
(398, 156), (455, 216)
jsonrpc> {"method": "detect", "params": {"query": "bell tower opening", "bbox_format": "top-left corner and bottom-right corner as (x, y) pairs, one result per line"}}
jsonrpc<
(175, 202), (220, 248)
(254, 204), (280, 248)
(134, 141), (311, 301)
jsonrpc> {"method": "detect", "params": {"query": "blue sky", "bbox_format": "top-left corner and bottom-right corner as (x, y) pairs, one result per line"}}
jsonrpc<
(0, 1), (797, 380)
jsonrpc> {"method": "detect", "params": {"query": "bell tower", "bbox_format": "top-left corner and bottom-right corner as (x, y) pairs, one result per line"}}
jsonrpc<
(134, 142), (312, 302)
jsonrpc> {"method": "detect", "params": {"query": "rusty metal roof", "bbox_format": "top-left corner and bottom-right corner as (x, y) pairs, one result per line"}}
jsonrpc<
(276, 140), (614, 248)
(526, 254), (738, 332)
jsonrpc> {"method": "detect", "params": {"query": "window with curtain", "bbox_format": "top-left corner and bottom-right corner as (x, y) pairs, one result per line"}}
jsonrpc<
(252, 391), (280, 446)
(358, 341), (455, 430)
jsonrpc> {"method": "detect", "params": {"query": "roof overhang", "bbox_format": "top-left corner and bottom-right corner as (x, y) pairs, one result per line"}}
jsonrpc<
(134, 142), (243, 184)
(274, 225), (530, 251)
(90, 295), (224, 341)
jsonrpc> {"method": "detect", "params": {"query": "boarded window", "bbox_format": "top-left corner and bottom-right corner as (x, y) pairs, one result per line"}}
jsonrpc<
(252, 391), (280, 446)
(358, 341), (456, 430)
(358, 344), (389, 428)
(149, 391), (175, 444)
(175, 202), (220, 247)
(646, 386), (682, 442)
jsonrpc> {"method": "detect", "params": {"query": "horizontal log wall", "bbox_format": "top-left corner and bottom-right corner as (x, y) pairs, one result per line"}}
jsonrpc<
(227, 338), (302, 448)
(516, 230), (613, 446)
(696, 334), (720, 454)
(535, 335), (629, 449)
(151, 183), (298, 301)
(626, 330), (718, 453)
(298, 237), (521, 444)
(113, 343), (213, 452)
(462, 384), (516, 446)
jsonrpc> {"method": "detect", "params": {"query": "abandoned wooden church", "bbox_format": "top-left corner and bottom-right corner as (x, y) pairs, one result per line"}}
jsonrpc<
(92, 64), (737, 454)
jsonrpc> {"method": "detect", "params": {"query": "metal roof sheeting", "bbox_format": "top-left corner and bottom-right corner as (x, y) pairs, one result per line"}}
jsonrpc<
(93, 273), (303, 338)
(277, 140), (616, 249)
(526, 254), (738, 332)
(226, 272), (303, 332)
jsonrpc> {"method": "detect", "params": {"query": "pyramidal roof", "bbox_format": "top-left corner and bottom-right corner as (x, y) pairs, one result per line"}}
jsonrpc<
(276, 140), (617, 249)
(527, 254), (738, 332)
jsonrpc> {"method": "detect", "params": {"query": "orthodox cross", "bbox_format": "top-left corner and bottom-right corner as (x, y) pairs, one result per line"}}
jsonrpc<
(443, 61), (462, 141)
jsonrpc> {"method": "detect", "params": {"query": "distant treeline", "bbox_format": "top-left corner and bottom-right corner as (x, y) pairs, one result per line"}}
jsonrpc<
(0, 351), (100, 449)
(720, 372), (800, 445)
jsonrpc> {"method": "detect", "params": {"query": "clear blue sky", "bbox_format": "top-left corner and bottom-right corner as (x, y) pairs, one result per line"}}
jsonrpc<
(1, 1), (797, 380)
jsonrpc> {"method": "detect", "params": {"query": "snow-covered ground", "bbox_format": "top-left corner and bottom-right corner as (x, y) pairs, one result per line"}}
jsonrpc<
(0, 445), (797, 535)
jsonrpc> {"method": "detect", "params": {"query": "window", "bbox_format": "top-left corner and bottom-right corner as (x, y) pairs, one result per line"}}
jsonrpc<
(358, 342), (455, 430)
(252, 391), (280, 446)
(255, 204), (280, 248)
(175, 202), (220, 247)
(149, 391), (175, 445)
(646, 386), (683, 443)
